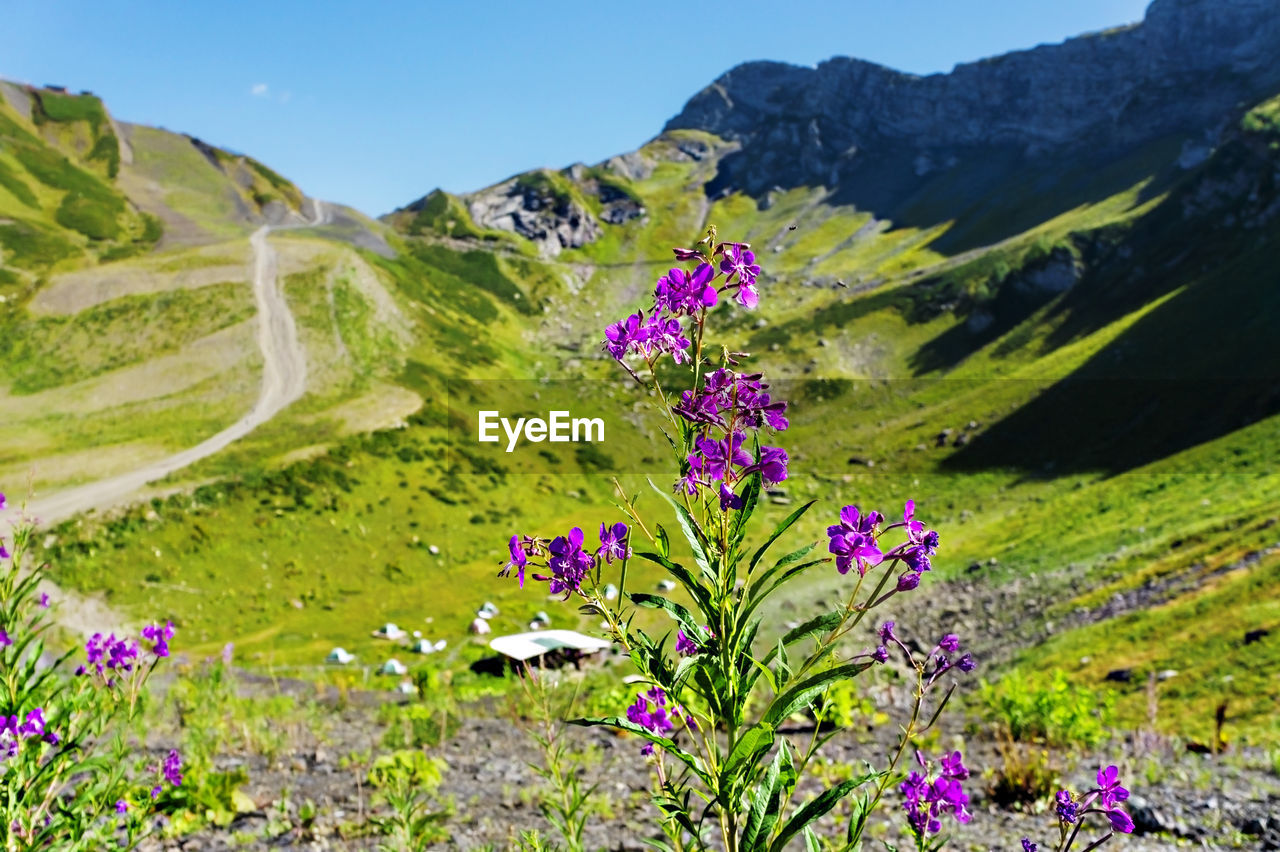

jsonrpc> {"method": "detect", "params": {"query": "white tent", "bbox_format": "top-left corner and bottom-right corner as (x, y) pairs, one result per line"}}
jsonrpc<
(326, 647), (355, 665)
(410, 638), (435, 654)
(470, 617), (492, 635)
(372, 623), (406, 640)
(380, 658), (408, 675)
(489, 630), (611, 662)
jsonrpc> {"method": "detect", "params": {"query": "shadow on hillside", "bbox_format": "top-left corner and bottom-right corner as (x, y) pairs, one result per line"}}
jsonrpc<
(707, 134), (1185, 256)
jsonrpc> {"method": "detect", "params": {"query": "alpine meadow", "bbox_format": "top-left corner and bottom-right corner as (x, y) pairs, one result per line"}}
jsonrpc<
(1, 1), (1278, 849)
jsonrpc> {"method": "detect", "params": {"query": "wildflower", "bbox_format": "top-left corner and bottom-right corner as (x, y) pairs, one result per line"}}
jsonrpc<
(957, 653), (977, 672)
(694, 432), (752, 483)
(871, 645), (889, 663)
(642, 314), (691, 364)
(939, 634), (960, 654)
(222, 643), (234, 665)
(1055, 790), (1078, 824)
(718, 483), (743, 511)
(0, 539), (7, 560)
(115, 800), (128, 814)
(597, 522), (630, 564)
(672, 247), (703, 261)
(150, 786), (162, 799)
(0, 492), (5, 510)
(1095, 764), (1129, 809)
(141, 622), (175, 658)
(879, 621), (897, 643)
(902, 500), (925, 540)
(83, 633), (140, 676)
(0, 629), (10, 647)
(626, 687), (691, 755)
(755, 446), (789, 486)
(545, 527), (594, 598)
(604, 312), (647, 361)
(719, 243), (762, 308)
(900, 751), (972, 836)
(896, 572), (921, 591)
(827, 506), (884, 576)
(163, 749), (183, 787)
(1021, 840), (1037, 852)
(654, 264), (717, 315)
(676, 627), (713, 657)
(38, 593), (49, 609)
(500, 535), (528, 587)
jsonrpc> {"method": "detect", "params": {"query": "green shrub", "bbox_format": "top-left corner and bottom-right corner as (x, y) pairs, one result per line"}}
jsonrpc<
(56, 191), (122, 239)
(976, 669), (1116, 748)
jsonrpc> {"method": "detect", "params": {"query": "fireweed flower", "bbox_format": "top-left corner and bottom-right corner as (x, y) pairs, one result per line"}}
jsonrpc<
(1095, 765), (1129, 809)
(162, 749), (183, 787)
(141, 621), (175, 658)
(500, 535), (528, 587)
(900, 750), (972, 836)
(0, 629), (10, 647)
(827, 505), (884, 576)
(1055, 790), (1078, 824)
(1021, 840), (1037, 852)
(38, 593), (49, 609)
(675, 626), (713, 656)
(654, 263), (718, 316)
(598, 522), (630, 564)
(604, 312), (647, 361)
(719, 243), (762, 308)
(545, 527), (595, 598)
(115, 800), (128, 814)
(80, 633), (140, 677)
(625, 687), (693, 755)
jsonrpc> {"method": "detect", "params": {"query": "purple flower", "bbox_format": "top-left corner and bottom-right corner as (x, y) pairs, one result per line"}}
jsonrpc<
(902, 500), (925, 540)
(655, 264), (718, 316)
(38, 593), (49, 609)
(626, 686), (690, 754)
(1107, 808), (1135, 834)
(163, 749), (183, 787)
(0, 492), (5, 510)
(1055, 790), (1078, 824)
(545, 527), (595, 598)
(598, 522), (630, 564)
(500, 535), (528, 587)
(1021, 840), (1037, 852)
(718, 483), (743, 511)
(604, 312), (646, 361)
(755, 446), (789, 486)
(642, 314), (692, 364)
(879, 621), (896, 643)
(141, 621), (175, 658)
(83, 633), (140, 676)
(719, 243), (762, 308)
(872, 645), (889, 663)
(221, 643), (234, 665)
(0, 539), (7, 560)
(115, 800), (128, 814)
(1095, 765), (1129, 809)
(0, 629), (10, 647)
(939, 750), (969, 780)
(827, 506), (884, 576)
(956, 653), (977, 673)
(150, 786), (162, 800)
(675, 628), (702, 656)
(695, 432), (753, 483)
(939, 634), (960, 654)
(896, 572), (921, 592)
(672, 247), (703, 261)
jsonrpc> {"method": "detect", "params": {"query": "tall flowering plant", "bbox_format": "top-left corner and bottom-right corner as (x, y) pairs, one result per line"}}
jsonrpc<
(498, 229), (1129, 851)
(0, 495), (181, 850)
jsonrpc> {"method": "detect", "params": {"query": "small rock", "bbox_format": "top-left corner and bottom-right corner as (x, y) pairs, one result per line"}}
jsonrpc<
(1244, 628), (1270, 644)
(1104, 668), (1133, 683)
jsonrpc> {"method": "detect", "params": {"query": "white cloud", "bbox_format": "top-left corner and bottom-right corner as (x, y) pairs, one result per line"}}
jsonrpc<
(250, 83), (269, 97)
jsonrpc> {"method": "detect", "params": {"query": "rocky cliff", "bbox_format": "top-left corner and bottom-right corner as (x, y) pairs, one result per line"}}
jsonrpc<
(665, 0), (1280, 198)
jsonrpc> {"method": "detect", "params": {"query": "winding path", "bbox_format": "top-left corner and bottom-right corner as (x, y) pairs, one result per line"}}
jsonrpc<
(15, 201), (327, 528)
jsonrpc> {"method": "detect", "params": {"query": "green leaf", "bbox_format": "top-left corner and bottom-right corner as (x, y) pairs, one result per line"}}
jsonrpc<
(719, 723), (775, 792)
(748, 501), (816, 574)
(630, 592), (701, 637)
(768, 773), (881, 852)
(635, 551), (713, 617)
(655, 524), (671, 559)
(803, 826), (821, 852)
(648, 478), (716, 581)
(762, 662), (874, 727)
(739, 740), (796, 852)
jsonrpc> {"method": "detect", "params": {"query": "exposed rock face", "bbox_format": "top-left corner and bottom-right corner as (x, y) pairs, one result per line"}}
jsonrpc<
(1012, 248), (1083, 295)
(664, 0), (1280, 197)
(466, 174), (601, 257)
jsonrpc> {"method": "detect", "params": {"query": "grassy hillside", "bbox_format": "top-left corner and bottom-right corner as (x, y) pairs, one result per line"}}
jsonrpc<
(11, 83), (1280, 751)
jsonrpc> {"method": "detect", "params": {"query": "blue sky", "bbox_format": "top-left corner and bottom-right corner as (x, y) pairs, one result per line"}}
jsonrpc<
(1, 1), (1150, 217)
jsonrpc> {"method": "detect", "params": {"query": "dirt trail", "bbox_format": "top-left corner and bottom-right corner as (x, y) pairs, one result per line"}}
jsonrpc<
(4, 203), (328, 633)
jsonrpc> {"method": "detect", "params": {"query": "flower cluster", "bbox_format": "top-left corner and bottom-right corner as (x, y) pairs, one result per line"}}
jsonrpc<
(604, 310), (691, 365)
(900, 750), (973, 836)
(147, 749), (183, 799)
(141, 621), (175, 658)
(675, 625), (713, 656)
(78, 633), (140, 677)
(827, 500), (940, 591)
(1, 709), (56, 761)
(1022, 766), (1133, 851)
(500, 523), (630, 599)
(625, 686), (694, 755)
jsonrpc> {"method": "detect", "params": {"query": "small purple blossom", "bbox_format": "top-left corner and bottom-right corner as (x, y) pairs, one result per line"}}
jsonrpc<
(827, 506), (884, 576)
(626, 687), (691, 754)
(900, 751), (972, 837)
(1095, 764), (1129, 809)
(719, 243), (762, 308)
(597, 522), (630, 564)
(896, 571), (921, 592)
(1021, 840), (1037, 852)
(140, 621), (175, 658)
(544, 527), (595, 598)
(655, 264), (718, 316)
(38, 593), (49, 609)
(163, 749), (183, 787)
(871, 645), (889, 663)
(1055, 790), (1078, 824)
(115, 800), (128, 814)
(0, 629), (10, 647)
(500, 535), (528, 587)
(939, 634), (960, 654)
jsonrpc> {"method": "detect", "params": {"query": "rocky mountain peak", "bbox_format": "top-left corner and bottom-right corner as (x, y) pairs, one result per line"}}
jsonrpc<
(664, 0), (1280, 198)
